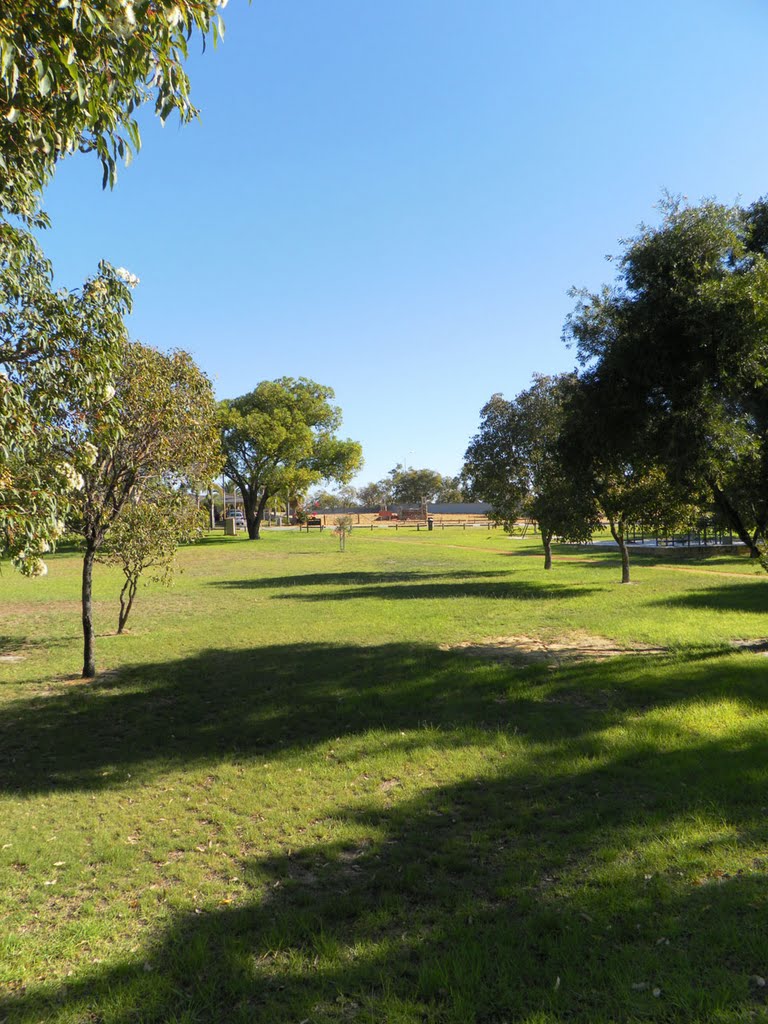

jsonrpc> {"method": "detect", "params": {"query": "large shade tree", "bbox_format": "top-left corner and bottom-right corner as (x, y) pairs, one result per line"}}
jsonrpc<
(70, 341), (221, 677)
(565, 197), (768, 562)
(560, 371), (699, 583)
(219, 378), (363, 539)
(464, 374), (599, 569)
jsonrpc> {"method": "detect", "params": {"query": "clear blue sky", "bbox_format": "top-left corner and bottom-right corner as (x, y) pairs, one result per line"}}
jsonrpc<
(40, 0), (768, 489)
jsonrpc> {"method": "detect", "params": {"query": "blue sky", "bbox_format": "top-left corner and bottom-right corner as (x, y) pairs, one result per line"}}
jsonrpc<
(40, 0), (768, 489)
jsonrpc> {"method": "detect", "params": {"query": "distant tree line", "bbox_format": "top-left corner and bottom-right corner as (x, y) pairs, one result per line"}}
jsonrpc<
(463, 195), (768, 582)
(307, 464), (471, 510)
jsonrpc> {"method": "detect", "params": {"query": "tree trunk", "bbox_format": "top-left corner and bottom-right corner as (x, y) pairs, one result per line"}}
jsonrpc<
(243, 488), (261, 539)
(82, 541), (97, 677)
(710, 481), (761, 558)
(247, 491), (271, 540)
(542, 530), (553, 570)
(608, 518), (631, 583)
(117, 577), (138, 634)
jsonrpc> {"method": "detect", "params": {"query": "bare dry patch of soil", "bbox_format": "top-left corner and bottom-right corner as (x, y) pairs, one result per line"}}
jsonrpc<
(731, 638), (768, 655)
(442, 631), (667, 665)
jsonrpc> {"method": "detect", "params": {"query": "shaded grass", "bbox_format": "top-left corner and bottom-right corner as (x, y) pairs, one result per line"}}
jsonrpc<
(1, 530), (768, 1022)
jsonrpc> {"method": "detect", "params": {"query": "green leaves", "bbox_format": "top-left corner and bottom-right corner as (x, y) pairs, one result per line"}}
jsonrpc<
(0, 226), (131, 573)
(565, 196), (768, 560)
(0, 0), (227, 218)
(219, 378), (362, 537)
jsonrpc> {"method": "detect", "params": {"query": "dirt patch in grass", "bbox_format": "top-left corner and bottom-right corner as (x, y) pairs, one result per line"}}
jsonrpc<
(442, 631), (667, 664)
(731, 638), (768, 655)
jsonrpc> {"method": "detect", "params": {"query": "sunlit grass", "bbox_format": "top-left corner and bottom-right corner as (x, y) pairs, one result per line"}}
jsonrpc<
(1, 529), (767, 1021)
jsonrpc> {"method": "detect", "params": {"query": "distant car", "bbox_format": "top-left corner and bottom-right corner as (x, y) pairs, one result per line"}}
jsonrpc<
(225, 509), (245, 526)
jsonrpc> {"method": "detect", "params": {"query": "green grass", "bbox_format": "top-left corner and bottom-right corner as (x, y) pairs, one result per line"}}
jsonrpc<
(1, 529), (768, 1023)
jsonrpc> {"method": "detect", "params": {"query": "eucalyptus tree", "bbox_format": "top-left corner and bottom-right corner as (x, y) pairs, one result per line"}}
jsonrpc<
(0, 225), (133, 575)
(464, 374), (599, 569)
(70, 342), (221, 677)
(219, 378), (363, 539)
(565, 196), (768, 562)
(1, 0), (230, 573)
(0, 0), (227, 220)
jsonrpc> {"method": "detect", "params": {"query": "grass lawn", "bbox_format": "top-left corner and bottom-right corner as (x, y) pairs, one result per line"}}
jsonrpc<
(1, 528), (768, 1023)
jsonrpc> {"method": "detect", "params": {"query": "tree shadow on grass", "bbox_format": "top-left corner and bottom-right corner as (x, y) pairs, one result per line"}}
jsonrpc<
(4, 716), (768, 1023)
(273, 580), (600, 602)
(212, 569), (511, 591)
(0, 640), (767, 798)
(651, 581), (768, 614)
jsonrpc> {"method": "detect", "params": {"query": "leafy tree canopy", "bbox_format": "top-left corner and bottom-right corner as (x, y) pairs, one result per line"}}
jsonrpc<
(0, 224), (133, 574)
(0, 0), (227, 220)
(564, 195), (768, 559)
(219, 377), (363, 539)
(72, 339), (221, 676)
(307, 485), (359, 510)
(99, 485), (206, 634)
(390, 466), (444, 505)
(464, 374), (599, 568)
(560, 371), (700, 582)
(355, 466), (469, 508)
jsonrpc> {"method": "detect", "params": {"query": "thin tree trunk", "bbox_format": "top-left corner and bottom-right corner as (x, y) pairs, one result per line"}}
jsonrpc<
(82, 541), (97, 677)
(117, 577), (138, 634)
(608, 518), (631, 583)
(542, 529), (553, 570)
(710, 481), (761, 558)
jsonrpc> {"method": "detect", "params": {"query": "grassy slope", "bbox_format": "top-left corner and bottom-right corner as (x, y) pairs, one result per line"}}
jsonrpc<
(1, 529), (767, 1023)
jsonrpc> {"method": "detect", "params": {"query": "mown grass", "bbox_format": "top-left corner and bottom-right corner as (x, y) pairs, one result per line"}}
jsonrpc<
(1, 529), (768, 1023)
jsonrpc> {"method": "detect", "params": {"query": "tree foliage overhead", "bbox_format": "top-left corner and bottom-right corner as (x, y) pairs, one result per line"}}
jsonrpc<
(219, 377), (363, 540)
(0, 224), (134, 574)
(0, 0), (227, 219)
(565, 196), (768, 560)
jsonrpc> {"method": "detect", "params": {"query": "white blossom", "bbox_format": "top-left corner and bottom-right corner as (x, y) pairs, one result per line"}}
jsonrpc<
(103, 383), (116, 402)
(28, 558), (49, 578)
(81, 441), (98, 466)
(58, 462), (85, 491)
(168, 6), (183, 27)
(115, 266), (140, 288)
(119, 0), (136, 25)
